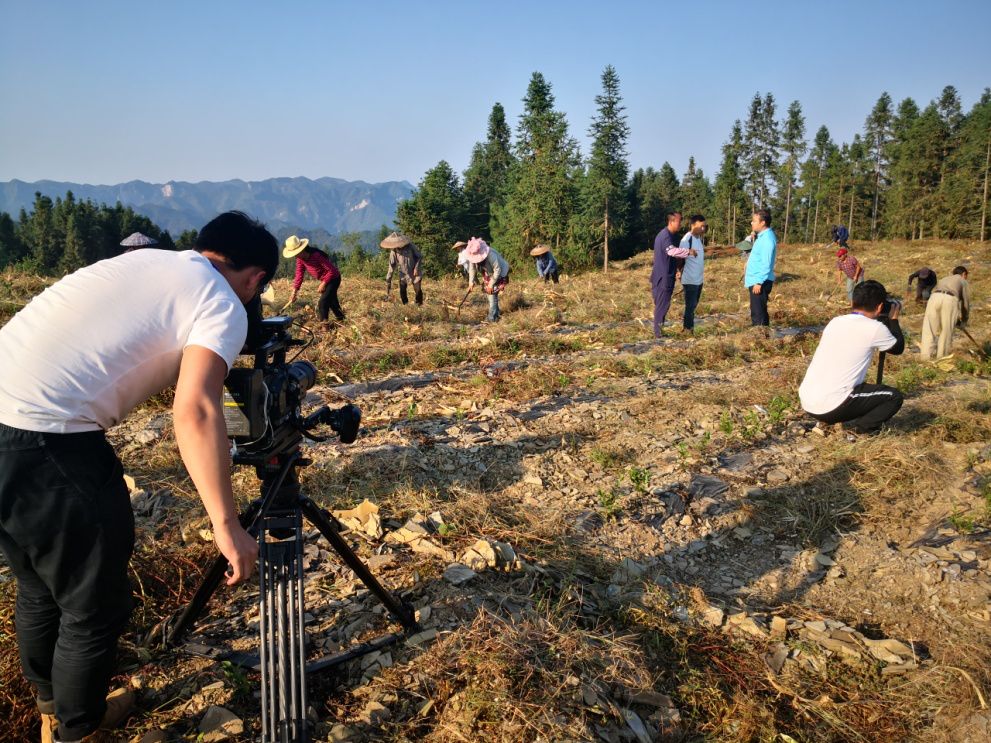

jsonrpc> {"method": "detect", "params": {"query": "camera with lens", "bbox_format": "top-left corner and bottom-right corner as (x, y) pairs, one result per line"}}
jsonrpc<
(222, 316), (360, 467)
(877, 296), (902, 330)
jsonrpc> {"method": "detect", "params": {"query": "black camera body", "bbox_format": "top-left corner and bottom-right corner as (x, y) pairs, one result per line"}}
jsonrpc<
(223, 316), (359, 467)
(877, 296), (901, 330)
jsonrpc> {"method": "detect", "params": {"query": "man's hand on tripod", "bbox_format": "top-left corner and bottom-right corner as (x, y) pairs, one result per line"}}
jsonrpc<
(215, 519), (258, 585)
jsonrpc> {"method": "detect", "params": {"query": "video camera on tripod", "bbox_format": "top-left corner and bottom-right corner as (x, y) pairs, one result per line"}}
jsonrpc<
(152, 316), (418, 743)
(222, 316), (360, 465)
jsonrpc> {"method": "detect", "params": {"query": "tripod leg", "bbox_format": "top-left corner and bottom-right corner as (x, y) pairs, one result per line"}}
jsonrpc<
(259, 510), (310, 743)
(161, 499), (264, 647)
(300, 498), (419, 631)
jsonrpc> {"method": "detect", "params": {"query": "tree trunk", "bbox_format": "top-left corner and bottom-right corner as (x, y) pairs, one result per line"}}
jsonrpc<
(981, 136), (990, 242)
(783, 179), (793, 243)
(848, 192), (855, 237)
(871, 161), (881, 240)
(603, 204), (609, 273)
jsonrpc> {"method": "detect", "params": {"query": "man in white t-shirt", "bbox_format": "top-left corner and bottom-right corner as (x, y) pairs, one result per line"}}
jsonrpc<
(678, 214), (706, 332)
(0, 212), (278, 743)
(798, 280), (905, 433)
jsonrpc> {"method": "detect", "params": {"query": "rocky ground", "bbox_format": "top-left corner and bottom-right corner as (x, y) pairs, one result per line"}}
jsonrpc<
(1, 239), (990, 742)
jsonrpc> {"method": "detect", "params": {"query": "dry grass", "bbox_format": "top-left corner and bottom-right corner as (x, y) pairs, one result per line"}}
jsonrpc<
(1, 239), (989, 742)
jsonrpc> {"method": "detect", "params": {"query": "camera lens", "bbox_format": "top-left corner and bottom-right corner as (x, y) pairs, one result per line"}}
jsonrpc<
(286, 361), (317, 394)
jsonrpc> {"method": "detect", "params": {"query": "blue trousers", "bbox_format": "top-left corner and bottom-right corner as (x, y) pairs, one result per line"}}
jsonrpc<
(652, 274), (675, 338)
(682, 283), (703, 330)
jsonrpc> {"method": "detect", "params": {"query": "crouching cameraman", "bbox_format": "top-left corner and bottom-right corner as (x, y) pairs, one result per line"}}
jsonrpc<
(798, 280), (905, 434)
(0, 212), (278, 743)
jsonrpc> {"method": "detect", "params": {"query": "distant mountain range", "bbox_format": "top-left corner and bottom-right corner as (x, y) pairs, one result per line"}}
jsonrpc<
(0, 177), (414, 238)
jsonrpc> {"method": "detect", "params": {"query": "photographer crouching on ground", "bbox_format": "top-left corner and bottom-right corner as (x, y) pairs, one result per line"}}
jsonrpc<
(0, 212), (278, 743)
(798, 280), (905, 435)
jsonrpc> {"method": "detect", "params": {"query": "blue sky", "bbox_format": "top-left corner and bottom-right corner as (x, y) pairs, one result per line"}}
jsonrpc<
(1, 0), (989, 186)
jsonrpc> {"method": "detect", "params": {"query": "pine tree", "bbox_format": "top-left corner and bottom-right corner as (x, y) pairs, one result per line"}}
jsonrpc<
(742, 93), (779, 209)
(628, 164), (681, 251)
(864, 93), (894, 239)
(777, 101), (806, 243)
(583, 65), (630, 271)
(711, 121), (749, 243)
(801, 126), (836, 243)
(493, 72), (582, 267)
(395, 160), (469, 275)
(175, 229), (199, 250)
(463, 103), (514, 239)
(886, 104), (947, 238)
(679, 157), (713, 221)
(0, 212), (25, 267)
(937, 95), (991, 239)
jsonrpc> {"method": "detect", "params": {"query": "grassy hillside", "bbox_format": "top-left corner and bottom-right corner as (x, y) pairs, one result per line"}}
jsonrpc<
(1, 239), (990, 742)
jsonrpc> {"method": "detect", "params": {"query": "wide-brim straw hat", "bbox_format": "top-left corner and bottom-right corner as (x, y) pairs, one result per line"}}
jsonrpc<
(380, 232), (411, 249)
(530, 244), (550, 257)
(283, 235), (309, 258)
(465, 237), (490, 264)
(452, 240), (468, 251)
(120, 232), (158, 247)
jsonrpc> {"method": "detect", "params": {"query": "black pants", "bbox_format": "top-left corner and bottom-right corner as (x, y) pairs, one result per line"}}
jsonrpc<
(683, 283), (703, 330)
(399, 279), (423, 306)
(808, 383), (904, 432)
(317, 275), (345, 321)
(542, 270), (559, 284)
(749, 280), (774, 326)
(0, 424), (134, 740)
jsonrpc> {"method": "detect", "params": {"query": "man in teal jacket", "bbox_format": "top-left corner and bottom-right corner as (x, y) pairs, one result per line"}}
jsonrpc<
(744, 208), (777, 326)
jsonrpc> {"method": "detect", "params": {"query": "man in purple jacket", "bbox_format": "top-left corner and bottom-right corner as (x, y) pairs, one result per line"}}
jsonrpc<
(650, 211), (690, 338)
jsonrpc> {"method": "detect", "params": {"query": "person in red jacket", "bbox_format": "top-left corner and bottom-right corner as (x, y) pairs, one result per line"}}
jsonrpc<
(283, 235), (345, 323)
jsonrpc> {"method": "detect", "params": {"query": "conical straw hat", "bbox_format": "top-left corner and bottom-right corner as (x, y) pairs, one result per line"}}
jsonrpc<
(380, 232), (411, 249)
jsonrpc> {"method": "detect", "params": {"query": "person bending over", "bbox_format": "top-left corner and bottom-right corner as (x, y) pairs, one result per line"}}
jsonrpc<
(798, 280), (905, 434)
(0, 211), (277, 743)
(283, 235), (345, 323)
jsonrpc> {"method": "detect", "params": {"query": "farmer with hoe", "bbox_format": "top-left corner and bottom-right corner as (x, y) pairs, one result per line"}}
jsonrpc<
(382, 231), (424, 305)
(465, 237), (510, 322)
(282, 234), (346, 324)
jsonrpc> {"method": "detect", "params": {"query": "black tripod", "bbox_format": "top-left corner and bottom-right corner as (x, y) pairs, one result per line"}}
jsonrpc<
(156, 446), (419, 742)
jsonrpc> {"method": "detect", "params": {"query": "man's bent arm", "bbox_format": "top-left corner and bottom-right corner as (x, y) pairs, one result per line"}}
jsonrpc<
(174, 345), (258, 585)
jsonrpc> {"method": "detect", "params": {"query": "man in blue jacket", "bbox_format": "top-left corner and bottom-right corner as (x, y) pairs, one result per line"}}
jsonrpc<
(744, 208), (777, 326)
(651, 211), (690, 338)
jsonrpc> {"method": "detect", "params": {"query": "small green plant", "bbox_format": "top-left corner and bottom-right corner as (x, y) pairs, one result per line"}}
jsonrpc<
(695, 431), (712, 452)
(741, 409), (762, 439)
(948, 511), (976, 534)
(220, 660), (252, 698)
(406, 401), (418, 421)
(676, 442), (689, 460)
(597, 486), (622, 521)
(628, 466), (651, 494)
(767, 395), (792, 424)
(436, 522), (456, 537)
(719, 410), (734, 435)
(590, 448), (617, 468)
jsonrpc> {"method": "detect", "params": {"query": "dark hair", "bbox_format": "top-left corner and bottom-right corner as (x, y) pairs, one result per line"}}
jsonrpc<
(852, 279), (887, 311)
(666, 211), (682, 222)
(753, 208), (772, 227)
(194, 211), (279, 283)
(952, 265), (968, 276)
(689, 214), (706, 225)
